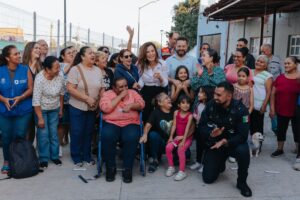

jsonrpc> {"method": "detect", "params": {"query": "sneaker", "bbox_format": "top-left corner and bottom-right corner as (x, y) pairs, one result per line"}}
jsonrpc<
(174, 171), (187, 181)
(198, 164), (204, 173)
(165, 166), (176, 177)
(293, 158), (300, 171)
(122, 168), (132, 183)
(190, 162), (201, 170)
(52, 159), (62, 166)
(40, 162), (48, 169)
(85, 160), (96, 166)
(271, 149), (284, 157)
(148, 160), (159, 173)
(228, 157), (236, 163)
(236, 182), (252, 197)
(73, 162), (86, 170)
(1, 164), (10, 174)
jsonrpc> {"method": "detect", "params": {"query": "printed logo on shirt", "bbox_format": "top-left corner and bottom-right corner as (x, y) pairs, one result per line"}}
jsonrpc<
(19, 79), (27, 84)
(242, 115), (249, 123)
(160, 120), (173, 135)
(14, 80), (19, 85)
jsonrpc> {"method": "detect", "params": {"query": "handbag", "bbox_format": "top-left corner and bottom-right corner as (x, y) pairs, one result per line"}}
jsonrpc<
(76, 65), (99, 111)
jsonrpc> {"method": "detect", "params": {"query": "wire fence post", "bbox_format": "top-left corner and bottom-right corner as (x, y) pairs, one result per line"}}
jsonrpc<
(112, 36), (114, 51)
(57, 19), (60, 57)
(88, 28), (90, 45)
(69, 23), (72, 42)
(102, 32), (105, 46)
(33, 11), (37, 41)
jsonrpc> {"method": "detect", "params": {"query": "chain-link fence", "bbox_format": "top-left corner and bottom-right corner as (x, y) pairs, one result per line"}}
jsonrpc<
(0, 2), (127, 55)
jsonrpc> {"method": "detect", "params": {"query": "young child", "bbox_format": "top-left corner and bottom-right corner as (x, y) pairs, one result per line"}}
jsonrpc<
(171, 65), (194, 105)
(233, 67), (254, 114)
(165, 95), (194, 181)
(231, 67), (254, 163)
(190, 86), (214, 173)
(139, 92), (174, 173)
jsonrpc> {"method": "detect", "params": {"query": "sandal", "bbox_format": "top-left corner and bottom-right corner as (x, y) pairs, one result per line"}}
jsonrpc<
(1, 164), (10, 174)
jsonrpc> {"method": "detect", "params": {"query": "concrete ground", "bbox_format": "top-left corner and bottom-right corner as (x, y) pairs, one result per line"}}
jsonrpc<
(0, 116), (299, 200)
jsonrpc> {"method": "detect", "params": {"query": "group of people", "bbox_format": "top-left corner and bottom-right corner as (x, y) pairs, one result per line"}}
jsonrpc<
(0, 29), (300, 197)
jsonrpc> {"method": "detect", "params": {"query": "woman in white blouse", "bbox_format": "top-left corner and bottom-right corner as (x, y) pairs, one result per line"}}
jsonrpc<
(137, 42), (168, 121)
(32, 56), (64, 168)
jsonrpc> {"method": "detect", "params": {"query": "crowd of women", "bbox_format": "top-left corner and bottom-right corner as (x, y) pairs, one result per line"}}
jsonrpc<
(0, 32), (300, 185)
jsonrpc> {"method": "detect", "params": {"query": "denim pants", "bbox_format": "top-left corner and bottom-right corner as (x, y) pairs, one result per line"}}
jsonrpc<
(101, 121), (140, 169)
(148, 131), (166, 160)
(69, 105), (96, 164)
(0, 112), (32, 161)
(36, 108), (60, 162)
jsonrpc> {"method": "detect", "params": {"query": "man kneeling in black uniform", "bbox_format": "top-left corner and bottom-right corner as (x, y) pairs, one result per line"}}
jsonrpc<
(199, 81), (252, 197)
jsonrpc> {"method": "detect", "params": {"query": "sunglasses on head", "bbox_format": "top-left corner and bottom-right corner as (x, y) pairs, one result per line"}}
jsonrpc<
(103, 50), (110, 54)
(123, 54), (132, 59)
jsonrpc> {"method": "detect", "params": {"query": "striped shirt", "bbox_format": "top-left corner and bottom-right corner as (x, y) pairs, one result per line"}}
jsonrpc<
(252, 70), (273, 110)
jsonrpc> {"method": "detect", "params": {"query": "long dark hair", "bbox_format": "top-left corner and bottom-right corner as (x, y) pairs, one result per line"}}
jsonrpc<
(175, 65), (190, 81)
(117, 49), (131, 64)
(0, 45), (17, 66)
(137, 42), (159, 73)
(71, 46), (90, 67)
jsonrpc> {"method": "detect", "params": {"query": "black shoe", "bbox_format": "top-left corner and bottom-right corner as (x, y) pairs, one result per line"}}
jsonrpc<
(237, 182), (252, 197)
(52, 159), (62, 166)
(106, 167), (116, 182)
(219, 163), (226, 173)
(122, 168), (132, 183)
(148, 160), (159, 173)
(271, 149), (284, 157)
(40, 162), (48, 168)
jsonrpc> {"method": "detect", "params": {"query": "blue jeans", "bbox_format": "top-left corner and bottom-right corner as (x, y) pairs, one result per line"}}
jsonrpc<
(0, 112), (32, 161)
(271, 115), (278, 134)
(148, 131), (166, 160)
(36, 108), (60, 162)
(69, 105), (96, 164)
(101, 121), (140, 169)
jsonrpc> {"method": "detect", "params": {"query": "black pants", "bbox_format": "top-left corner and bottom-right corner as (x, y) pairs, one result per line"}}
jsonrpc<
(141, 85), (167, 122)
(195, 125), (206, 163)
(277, 114), (297, 142)
(250, 109), (264, 135)
(297, 106), (300, 156)
(202, 143), (250, 184)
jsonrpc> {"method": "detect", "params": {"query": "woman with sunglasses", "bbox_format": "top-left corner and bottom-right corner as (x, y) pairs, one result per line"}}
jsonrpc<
(114, 49), (139, 90)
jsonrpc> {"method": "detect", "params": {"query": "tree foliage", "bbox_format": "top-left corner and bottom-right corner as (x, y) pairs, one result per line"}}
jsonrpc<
(171, 0), (200, 48)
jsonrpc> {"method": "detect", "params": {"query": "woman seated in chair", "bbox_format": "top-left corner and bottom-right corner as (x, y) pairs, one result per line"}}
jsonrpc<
(99, 77), (145, 183)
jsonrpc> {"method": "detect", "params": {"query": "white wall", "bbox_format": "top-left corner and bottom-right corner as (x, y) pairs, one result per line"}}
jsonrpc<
(227, 11), (300, 61)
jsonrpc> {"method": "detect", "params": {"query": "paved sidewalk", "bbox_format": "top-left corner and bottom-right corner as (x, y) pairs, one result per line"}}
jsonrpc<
(0, 117), (299, 200)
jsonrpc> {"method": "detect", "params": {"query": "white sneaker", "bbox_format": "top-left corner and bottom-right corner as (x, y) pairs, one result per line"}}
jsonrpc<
(198, 165), (203, 173)
(190, 162), (201, 170)
(59, 146), (63, 158)
(165, 166), (176, 177)
(174, 171), (187, 181)
(228, 156), (236, 163)
(293, 158), (300, 171)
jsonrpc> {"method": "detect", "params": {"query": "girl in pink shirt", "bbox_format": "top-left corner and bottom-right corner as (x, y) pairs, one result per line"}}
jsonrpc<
(165, 95), (194, 181)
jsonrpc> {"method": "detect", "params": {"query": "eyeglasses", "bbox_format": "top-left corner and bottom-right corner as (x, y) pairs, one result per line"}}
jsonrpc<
(103, 50), (110, 54)
(123, 55), (132, 59)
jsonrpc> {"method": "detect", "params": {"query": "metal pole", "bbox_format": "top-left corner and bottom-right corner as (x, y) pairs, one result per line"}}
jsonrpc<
(260, 16), (264, 49)
(87, 28), (90, 45)
(112, 36), (114, 50)
(69, 23), (72, 42)
(33, 12), (37, 41)
(103, 32), (105, 46)
(243, 18), (247, 38)
(272, 11), (277, 54)
(137, 8), (140, 54)
(57, 20), (60, 57)
(64, 0), (67, 47)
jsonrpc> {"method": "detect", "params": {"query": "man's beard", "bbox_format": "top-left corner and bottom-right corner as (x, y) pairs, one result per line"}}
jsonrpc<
(176, 50), (187, 57)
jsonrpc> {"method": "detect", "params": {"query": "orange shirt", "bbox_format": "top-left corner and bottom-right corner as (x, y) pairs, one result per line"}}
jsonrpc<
(99, 89), (145, 127)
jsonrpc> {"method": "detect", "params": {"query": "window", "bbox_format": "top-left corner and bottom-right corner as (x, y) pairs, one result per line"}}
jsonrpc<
(250, 37), (271, 57)
(200, 34), (221, 55)
(288, 35), (300, 57)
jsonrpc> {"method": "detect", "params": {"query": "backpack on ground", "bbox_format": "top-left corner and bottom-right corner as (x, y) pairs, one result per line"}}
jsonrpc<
(8, 138), (40, 179)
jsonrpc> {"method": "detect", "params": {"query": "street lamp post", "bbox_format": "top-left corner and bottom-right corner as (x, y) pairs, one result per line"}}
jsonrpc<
(137, 0), (159, 54)
(160, 29), (164, 47)
(64, 0), (67, 47)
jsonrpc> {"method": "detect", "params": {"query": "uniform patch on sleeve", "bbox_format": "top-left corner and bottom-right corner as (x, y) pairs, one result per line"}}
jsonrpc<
(242, 115), (249, 123)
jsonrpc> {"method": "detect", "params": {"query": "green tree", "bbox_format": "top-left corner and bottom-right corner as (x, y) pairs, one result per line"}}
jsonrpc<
(171, 0), (200, 48)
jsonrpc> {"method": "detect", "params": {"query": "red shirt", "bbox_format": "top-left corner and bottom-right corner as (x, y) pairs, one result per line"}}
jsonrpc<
(274, 75), (300, 117)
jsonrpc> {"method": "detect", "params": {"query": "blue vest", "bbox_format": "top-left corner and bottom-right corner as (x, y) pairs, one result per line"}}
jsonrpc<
(114, 64), (139, 89)
(0, 64), (33, 116)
